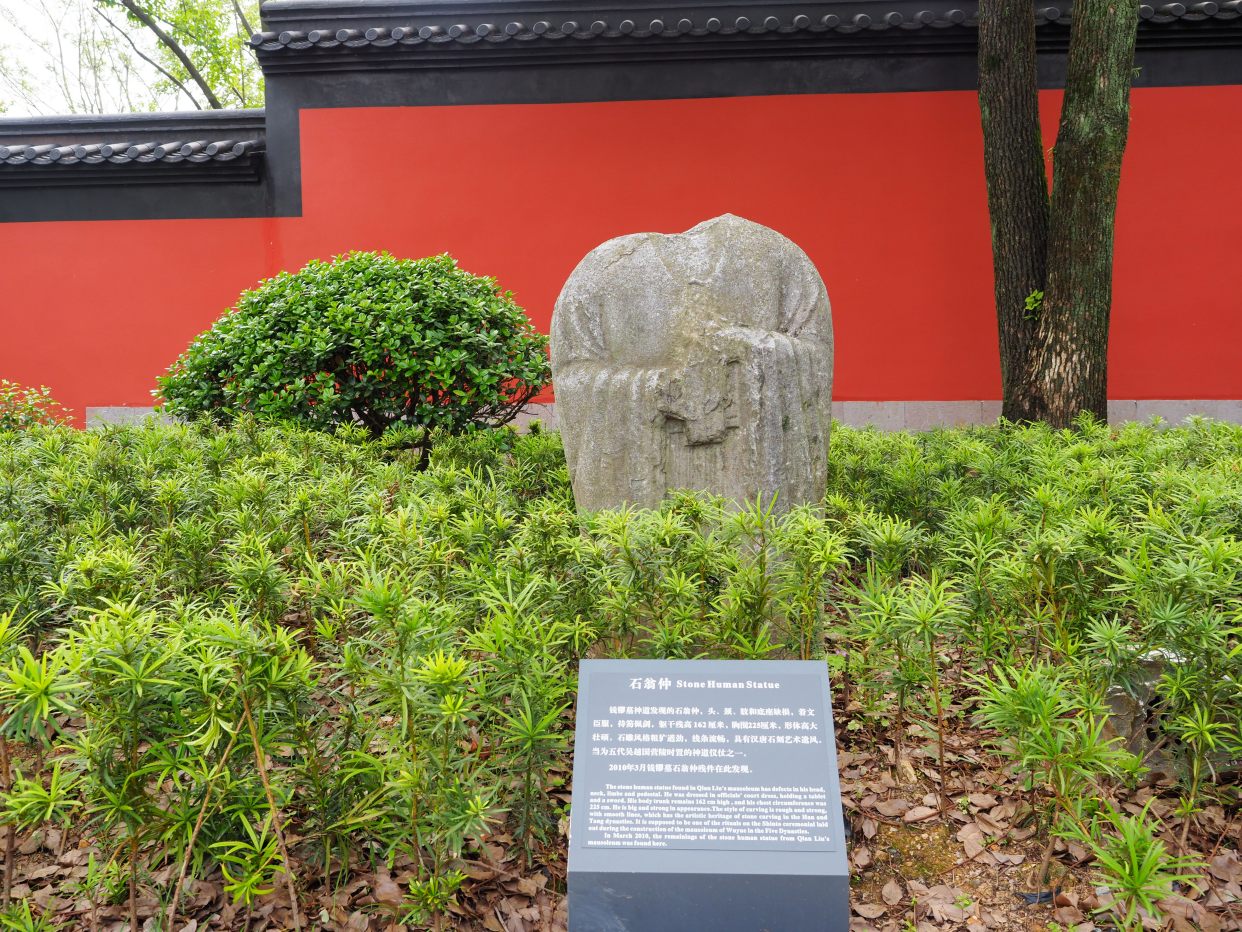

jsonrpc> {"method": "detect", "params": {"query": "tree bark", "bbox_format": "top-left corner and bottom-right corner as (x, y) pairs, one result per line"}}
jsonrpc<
(977, 0), (1050, 422)
(1012, 0), (1139, 426)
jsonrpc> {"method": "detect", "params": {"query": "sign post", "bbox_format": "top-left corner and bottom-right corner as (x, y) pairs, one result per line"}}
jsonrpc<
(568, 659), (849, 931)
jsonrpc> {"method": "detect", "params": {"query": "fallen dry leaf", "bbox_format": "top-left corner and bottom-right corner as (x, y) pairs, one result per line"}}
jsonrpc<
(853, 902), (887, 919)
(369, 868), (404, 908)
(1053, 906), (1084, 924)
(515, 874), (545, 897)
(1208, 852), (1241, 884)
(874, 798), (912, 818)
(882, 879), (904, 906)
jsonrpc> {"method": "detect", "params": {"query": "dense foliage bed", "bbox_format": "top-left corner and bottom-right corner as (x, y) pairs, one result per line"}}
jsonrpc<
(0, 418), (1238, 930)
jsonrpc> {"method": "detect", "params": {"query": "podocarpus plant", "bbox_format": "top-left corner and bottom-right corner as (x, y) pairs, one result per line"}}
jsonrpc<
(0, 611), (77, 906)
(1059, 802), (1205, 932)
(0, 416), (1238, 928)
(973, 662), (1141, 884)
(0, 609), (24, 906)
(60, 599), (174, 929)
(894, 573), (963, 809)
(157, 251), (551, 444)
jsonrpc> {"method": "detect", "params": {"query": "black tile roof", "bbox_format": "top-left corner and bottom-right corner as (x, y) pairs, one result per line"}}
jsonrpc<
(248, 0), (1241, 52)
(0, 139), (261, 167)
(0, 110), (265, 173)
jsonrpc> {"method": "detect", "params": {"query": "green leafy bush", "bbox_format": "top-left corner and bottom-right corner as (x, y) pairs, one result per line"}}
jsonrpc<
(0, 380), (70, 430)
(1, 417), (1239, 927)
(157, 251), (550, 437)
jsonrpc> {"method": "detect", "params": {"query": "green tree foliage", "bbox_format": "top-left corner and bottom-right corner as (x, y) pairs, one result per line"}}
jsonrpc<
(0, 0), (260, 114)
(98, 0), (261, 109)
(158, 252), (551, 439)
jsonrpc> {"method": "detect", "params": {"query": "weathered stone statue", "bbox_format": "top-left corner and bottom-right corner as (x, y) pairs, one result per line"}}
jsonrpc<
(551, 214), (833, 511)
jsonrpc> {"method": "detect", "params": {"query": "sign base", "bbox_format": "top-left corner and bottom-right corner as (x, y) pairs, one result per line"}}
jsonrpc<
(570, 865), (849, 931)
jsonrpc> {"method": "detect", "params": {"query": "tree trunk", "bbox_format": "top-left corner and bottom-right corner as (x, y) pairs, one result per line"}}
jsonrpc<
(1013, 0), (1139, 426)
(977, 0), (1050, 422)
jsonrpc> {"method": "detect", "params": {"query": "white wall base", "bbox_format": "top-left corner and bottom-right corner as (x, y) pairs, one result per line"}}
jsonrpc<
(828, 400), (1242, 429)
(85, 407), (173, 428)
(86, 401), (1242, 432)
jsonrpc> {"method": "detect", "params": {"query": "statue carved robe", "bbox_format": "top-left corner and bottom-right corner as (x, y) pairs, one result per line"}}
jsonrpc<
(551, 214), (834, 512)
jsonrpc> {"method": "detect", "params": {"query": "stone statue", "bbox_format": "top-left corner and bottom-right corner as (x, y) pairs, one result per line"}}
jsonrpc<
(551, 214), (834, 512)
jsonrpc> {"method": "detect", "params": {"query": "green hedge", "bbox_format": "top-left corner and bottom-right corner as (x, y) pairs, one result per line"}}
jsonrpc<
(158, 251), (550, 437)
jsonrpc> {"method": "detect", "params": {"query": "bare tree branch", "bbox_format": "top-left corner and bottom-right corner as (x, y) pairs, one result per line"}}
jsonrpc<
(102, 0), (223, 108)
(92, 5), (202, 109)
(39, 0), (80, 111)
(230, 0), (254, 38)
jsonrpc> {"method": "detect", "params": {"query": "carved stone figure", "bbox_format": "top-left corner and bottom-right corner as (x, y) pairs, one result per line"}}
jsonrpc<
(551, 214), (833, 511)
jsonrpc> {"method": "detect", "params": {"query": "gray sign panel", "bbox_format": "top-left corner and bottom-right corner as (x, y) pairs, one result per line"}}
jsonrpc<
(568, 659), (849, 932)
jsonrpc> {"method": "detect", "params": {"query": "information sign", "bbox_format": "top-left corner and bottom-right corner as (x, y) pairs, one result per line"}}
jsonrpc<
(568, 659), (848, 931)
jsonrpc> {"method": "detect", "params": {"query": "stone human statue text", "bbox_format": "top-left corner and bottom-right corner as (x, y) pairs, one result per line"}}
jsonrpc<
(551, 214), (834, 511)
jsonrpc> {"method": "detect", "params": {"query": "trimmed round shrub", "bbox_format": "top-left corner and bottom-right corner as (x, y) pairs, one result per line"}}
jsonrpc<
(158, 251), (550, 436)
(0, 380), (71, 430)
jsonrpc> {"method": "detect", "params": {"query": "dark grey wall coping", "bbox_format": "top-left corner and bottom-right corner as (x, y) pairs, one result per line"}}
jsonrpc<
(0, 110), (266, 190)
(250, 0), (1242, 75)
(0, 110), (266, 145)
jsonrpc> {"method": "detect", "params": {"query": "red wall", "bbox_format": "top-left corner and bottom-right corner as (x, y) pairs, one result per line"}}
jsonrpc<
(3, 87), (1240, 425)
